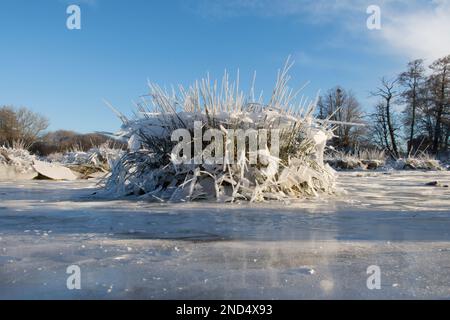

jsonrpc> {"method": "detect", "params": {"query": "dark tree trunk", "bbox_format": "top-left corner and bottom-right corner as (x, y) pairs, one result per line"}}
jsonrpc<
(386, 96), (399, 158)
(433, 71), (446, 155)
(408, 88), (417, 155)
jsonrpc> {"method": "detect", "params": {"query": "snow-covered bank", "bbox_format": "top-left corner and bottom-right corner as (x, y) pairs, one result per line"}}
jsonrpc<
(326, 156), (448, 172)
(0, 147), (78, 181)
(0, 145), (124, 181)
(0, 147), (38, 180)
(325, 150), (386, 171)
(1, 171), (450, 299)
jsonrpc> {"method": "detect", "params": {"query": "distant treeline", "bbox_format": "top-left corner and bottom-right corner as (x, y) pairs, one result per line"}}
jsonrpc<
(0, 106), (125, 155)
(30, 130), (126, 156)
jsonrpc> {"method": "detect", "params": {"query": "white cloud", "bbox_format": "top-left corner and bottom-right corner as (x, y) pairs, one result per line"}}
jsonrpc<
(379, 1), (450, 61)
(190, 0), (363, 20)
(189, 0), (450, 62)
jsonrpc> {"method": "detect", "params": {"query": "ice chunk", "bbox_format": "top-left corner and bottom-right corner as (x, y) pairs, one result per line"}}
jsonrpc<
(32, 161), (78, 181)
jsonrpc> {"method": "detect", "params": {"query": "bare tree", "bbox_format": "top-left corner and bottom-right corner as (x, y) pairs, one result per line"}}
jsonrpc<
(0, 106), (49, 148)
(317, 86), (366, 151)
(398, 59), (426, 155)
(428, 55), (450, 155)
(0, 106), (20, 145)
(369, 102), (390, 151)
(371, 78), (400, 158)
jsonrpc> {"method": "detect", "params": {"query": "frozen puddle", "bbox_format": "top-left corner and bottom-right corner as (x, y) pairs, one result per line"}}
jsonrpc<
(1, 171), (450, 299)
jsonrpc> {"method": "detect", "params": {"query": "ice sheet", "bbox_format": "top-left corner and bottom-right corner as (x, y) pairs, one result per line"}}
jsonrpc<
(0, 171), (450, 299)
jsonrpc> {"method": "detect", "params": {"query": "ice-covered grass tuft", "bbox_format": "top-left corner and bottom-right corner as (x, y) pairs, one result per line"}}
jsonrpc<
(104, 60), (337, 202)
(394, 155), (444, 171)
(325, 149), (386, 170)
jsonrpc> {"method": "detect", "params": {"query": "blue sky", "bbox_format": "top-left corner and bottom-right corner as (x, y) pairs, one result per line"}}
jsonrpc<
(0, 0), (449, 133)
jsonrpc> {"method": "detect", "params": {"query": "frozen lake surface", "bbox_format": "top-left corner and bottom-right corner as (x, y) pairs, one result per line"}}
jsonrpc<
(1, 171), (450, 299)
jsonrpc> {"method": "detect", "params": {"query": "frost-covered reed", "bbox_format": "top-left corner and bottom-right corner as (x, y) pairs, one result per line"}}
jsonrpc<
(395, 155), (444, 171)
(104, 60), (337, 202)
(325, 149), (386, 170)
